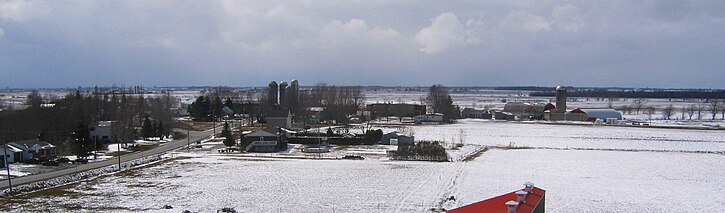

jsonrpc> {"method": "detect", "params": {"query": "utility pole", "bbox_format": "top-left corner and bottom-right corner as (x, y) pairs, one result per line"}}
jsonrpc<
(117, 142), (121, 171)
(4, 143), (12, 193)
(187, 129), (190, 152)
(94, 137), (98, 160)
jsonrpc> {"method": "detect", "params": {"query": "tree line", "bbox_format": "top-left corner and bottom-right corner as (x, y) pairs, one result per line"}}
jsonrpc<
(0, 90), (177, 158)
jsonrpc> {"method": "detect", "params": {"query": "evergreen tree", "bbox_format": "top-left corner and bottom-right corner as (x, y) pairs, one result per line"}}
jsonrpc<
(72, 121), (92, 159)
(222, 122), (235, 147)
(224, 98), (234, 110)
(212, 96), (223, 120)
(156, 121), (164, 139)
(142, 116), (154, 139)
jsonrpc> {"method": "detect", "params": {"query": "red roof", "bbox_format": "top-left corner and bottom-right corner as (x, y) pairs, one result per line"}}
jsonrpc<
(448, 186), (546, 213)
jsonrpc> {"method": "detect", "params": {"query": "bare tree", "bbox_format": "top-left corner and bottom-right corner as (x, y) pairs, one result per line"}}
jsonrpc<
(680, 106), (687, 120)
(709, 99), (720, 120)
(662, 104), (674, 120)
(696, 104), (705, 120)
(687, 104), (696, 120)
(645, 106), (656, 121)
(633, 98), (648, 114)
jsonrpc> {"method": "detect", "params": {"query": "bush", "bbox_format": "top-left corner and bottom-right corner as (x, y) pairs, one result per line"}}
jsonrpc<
(390, 140), (449, 162)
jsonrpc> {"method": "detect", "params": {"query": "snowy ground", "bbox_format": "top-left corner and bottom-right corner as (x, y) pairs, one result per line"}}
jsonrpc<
(1, 121), (723, 212)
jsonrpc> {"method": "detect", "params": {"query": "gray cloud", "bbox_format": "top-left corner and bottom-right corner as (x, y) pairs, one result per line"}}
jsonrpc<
(0, 1), (723, 88)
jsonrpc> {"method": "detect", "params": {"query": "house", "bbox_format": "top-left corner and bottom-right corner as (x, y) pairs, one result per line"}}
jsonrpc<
(461, 108), (492, 119)
(1, 145), (22, 165)
(380, 131), (415, 145)
(414, 113), (444, 124)
(6, 139), (55, 163)
(368, 103), (426, 119)
(266, 109), (292, 128)
(242, 127), (288, 152)
(90, 121), (115, 143)
(170, 107), (190, 117)
(448, 182), (546, 213)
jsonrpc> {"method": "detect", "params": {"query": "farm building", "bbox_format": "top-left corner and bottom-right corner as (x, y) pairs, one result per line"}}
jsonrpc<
(491, 110), (515, 121)
(570, 108), (623, 121)
(414, 113), (444, 124)
(368, 103), (426, 118)
(449, 182), (545, 213)
(266, 109), (291, 128)
(461, 108), (492, 119)
(380, 132), (414, 145)
(90, 121), (115, 143)
(242, 127), (289, 153)
(503, 102), (555, 118)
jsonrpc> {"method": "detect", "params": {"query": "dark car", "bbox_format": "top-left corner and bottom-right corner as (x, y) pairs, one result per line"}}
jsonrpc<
(342, 155), (365, 160)
(73, 158), (89, 164)
(42, 160), (60, 166)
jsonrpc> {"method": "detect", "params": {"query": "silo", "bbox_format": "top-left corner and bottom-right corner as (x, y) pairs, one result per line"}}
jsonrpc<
(555, 86), (567, 111)
(268, 81), (278, 105)
(279, 81), (288, 108)
(289, 80), (299, 111)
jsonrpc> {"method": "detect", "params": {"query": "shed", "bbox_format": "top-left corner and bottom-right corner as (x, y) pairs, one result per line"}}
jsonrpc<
(381, 131), (414, 146)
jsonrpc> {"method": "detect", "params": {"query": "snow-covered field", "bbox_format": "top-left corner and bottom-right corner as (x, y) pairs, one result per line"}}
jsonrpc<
(1, 121), (723, 212)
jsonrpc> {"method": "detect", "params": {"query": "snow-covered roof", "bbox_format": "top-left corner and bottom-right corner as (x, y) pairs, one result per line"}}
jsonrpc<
(577, 108), (622, 120)
(8, 139), (55, 151)
(246, 130), (276, 137)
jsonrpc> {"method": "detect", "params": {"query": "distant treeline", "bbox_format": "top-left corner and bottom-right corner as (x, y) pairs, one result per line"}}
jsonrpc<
(530, 90), (725, 99)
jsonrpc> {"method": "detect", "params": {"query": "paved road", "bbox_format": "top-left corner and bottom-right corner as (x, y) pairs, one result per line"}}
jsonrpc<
(0, 128), (215, 190)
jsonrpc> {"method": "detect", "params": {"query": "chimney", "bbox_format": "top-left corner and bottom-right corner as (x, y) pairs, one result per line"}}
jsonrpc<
(515, 190), (528, 203)
(524, 182), (534, 192)
(505, 200), (519, 213)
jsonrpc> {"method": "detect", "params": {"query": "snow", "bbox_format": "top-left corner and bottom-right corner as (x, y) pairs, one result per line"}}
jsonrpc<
(1, 120), (724, 212)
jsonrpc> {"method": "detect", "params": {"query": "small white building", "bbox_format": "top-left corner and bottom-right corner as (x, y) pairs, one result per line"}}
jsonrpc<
(266, 109), (292, 128)
(90, 121), (115, 143)
(414, 113), (444, 124)
(381, 131), (415, 145)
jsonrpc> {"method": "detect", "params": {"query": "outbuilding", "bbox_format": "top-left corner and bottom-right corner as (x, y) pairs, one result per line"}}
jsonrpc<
(571, 108), (623, 121)
(381, 131), (415, 146)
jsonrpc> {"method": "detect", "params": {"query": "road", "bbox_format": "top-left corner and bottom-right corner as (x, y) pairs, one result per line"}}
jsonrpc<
(0, 128), (215, 190)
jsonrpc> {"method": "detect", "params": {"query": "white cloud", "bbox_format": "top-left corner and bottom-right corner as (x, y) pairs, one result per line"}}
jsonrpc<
(501, 10), (551, 33)
(0, 26), (4, 39)
(551, 4), (584, 32)
(0, 0), (49, 21)
(414, 12), (482, 54)
(320, 19), (400, 45)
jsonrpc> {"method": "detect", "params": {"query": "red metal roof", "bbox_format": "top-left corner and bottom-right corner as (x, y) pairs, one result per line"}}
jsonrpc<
(447, 187), (546, 213)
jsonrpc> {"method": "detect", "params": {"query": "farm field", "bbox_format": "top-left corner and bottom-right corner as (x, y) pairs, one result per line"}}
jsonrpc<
(1, 121), (723, 212)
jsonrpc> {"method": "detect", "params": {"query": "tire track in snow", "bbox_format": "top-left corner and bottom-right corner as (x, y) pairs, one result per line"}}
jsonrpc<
(394, 164), (438, 213)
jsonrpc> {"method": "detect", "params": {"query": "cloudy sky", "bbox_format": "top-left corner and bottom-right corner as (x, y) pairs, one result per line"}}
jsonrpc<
(1, 0), (723, 88)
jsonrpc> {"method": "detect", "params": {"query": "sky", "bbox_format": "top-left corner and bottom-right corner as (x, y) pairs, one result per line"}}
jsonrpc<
(0, 0), (724, 89)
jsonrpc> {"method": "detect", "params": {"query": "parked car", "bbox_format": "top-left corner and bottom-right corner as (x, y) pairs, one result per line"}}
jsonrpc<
(55, 157), (71, 163)
(42, 160), (60, 166)
(73, 158), (89, 164)
(342, 155), (365, 160)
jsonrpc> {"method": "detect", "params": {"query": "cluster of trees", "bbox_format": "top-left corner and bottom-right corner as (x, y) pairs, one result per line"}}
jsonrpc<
(426, 84), (460, 123)
(188, 95), (235, 122)
(616, 98), (725, 120)
(0, 90), (177, 158)
(256, 83), (365, 124)
(390, 141), (449, 162)
(141, 116), (169, 139)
